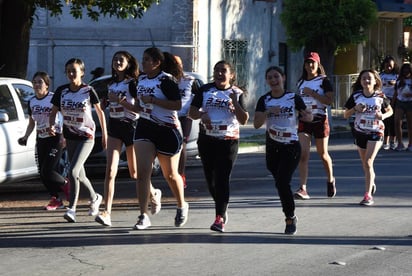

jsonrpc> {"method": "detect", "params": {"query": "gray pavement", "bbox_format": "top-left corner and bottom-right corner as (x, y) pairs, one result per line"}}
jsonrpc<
(1, 117), (412, 276)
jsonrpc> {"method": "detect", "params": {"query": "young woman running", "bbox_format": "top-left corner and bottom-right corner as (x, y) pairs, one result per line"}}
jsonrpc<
(49, 58), (107, 223)
(294, 52), (336, 200)
(95, 51), (162, 227)
(189, 60), (249, 233)
(19, 71), (69, 210)
(131, 47), (189, 230)
(344, 69), (393, 206)
(379, 55), (398, 150)
(254, 66), (312, 235)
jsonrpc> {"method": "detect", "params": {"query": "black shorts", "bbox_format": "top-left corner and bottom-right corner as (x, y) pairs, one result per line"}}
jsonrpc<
(108, 118), (137, 147)
(134, 118), (183, 156)
(179, 116), (193, 143)
(354, 131), (383, 149)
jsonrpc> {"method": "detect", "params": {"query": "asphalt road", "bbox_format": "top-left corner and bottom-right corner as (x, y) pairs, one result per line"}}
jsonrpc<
(1, 136), (412, 276)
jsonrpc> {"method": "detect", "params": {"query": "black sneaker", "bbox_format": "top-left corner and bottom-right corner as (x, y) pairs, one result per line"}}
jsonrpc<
(284, 216), (297, 235)
(174, 202), (189, 227)
(210, 215), (225, 232)
(327, 179), (336, 198)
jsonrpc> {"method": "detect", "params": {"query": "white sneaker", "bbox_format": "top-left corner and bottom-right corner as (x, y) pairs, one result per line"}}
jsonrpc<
(175, 202), (189, 227)
(150, 189), (162, 215)
(134, 214), (151, 230)
(89, 193), (102, 216)
(64, 208), (76, 223)
(95, 211), (112, 226)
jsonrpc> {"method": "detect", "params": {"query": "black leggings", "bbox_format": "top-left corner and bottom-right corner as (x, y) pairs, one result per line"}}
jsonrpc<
(197, 134), (239, 217)
(265, 137), (301, 218)
(37, 135), (65, 197)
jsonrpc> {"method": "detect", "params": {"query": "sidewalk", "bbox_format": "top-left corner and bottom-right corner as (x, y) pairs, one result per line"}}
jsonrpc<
(239, 116), (353, 154)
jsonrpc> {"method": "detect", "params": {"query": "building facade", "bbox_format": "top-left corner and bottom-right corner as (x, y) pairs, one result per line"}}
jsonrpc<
(28, 0), (412, 112)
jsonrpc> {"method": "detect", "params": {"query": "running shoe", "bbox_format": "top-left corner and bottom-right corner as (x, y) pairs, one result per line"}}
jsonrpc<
(44, 196), (64, 211)
(382, 144), (390, 150)
(61, 178), (70, 201)
(284, 216), (298, 235)
(360, 194), (374, 206)
(95, 211), (112, 226)
(210, 215), (225, 232)
(407, 145), (412, 152)
(88, 193), (102, 216)
(64, 208), (76, 222)
(294, 188), (310, 200)
(134, 214), (151, 230)
(175, 202), (189, 227)
(395, 144), (406, 151)
(327, 179), (336, 198)
(390, 142), (396, 150)
(150, 189), (162, 215)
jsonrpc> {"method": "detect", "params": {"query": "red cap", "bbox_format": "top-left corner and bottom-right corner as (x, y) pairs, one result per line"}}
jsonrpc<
(305, 52), (320, 63)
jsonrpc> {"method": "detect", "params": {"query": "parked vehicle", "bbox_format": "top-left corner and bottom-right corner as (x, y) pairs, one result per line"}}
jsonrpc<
(87, 72), (205, 175)
(0, 78), (38, 183)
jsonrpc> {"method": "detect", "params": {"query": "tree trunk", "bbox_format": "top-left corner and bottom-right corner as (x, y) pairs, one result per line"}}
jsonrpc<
(0, 0), (33, 78)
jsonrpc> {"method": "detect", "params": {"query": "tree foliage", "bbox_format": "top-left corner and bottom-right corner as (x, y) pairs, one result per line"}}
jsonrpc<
(280, 0), (377, 53)
(31, 0), (160, 22)
(280, 0), (378, 75)
(0, 0), (160, 78)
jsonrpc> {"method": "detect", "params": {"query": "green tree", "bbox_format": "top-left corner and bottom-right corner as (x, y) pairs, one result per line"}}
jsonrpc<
(280, 0), (377, 75)
(0, 0), (159, 78)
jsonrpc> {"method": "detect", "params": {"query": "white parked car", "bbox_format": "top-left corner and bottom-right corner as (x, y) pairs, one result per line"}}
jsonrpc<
(0, 78), (38, 183)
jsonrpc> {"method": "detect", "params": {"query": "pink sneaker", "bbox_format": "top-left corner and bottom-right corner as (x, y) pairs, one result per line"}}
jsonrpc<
(360, 193), (374, 206)
(44, 197), (64, 211)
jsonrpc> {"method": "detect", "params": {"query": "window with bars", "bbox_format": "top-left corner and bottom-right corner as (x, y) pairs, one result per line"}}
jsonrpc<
(222, 40), (248, 90)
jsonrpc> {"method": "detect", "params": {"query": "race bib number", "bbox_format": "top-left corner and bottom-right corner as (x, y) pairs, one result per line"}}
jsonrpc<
(64, 115), (83, 127)
(302, 96), (317, 112)
(109, 103), (125, 118)
(268, 125), (293, 143)
(139, 102), (153, 120)
(205, 121), (228, 137)
(37, 123), (50, 138)
(359, 114), (379, 132)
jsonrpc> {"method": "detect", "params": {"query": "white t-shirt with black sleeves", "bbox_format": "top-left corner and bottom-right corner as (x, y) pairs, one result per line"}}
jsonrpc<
(379, 72), (397, 99)
(108, 78), (138, 122)
(51, 84), (100, 140)
(191, 83), (246, 140)
(297, 75), (333, 117)
(136, 71), (181, 127)
(255, 91), (306, 144)
(344, 90), (390, 136)
(395, 78), (412, 102)
(28, 92), (63, 139)
(177, 74), (196, 117)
